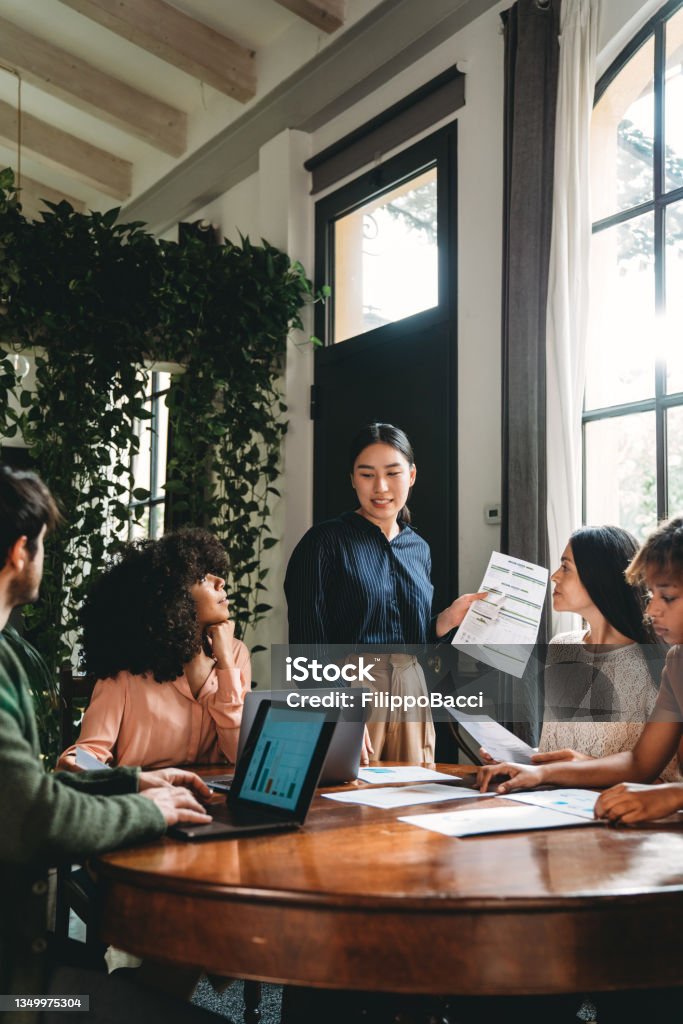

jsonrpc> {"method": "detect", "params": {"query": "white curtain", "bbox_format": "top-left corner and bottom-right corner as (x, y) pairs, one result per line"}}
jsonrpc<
(546, 0), (601, 635)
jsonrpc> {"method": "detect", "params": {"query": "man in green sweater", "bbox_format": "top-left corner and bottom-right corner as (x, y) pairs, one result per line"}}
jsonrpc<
(0, 465), (223, 1023)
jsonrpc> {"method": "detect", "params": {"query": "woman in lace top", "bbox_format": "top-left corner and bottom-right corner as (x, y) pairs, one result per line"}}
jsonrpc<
(537, 526), (680, 780)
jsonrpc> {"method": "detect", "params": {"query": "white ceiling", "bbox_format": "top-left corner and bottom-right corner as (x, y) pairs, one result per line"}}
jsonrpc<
(0, 0), (385, 219)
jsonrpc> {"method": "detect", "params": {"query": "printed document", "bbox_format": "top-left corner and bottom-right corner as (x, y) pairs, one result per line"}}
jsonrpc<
(357, 766), (456, 785)
(399, 802), (597, 837)
(452, 552), (549, 677)
(75, 747), (111, 771)
(323, 783), (490, 809)
(504, 789), (600, 819)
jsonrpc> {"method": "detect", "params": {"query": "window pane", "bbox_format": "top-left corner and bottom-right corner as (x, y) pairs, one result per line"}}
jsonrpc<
(668, 406), (683, 517)
(665, 7), (683, 194)
(591, 38), (654, 221)
(132, 417), (152, 495)
(153, 393), (169, 500)
(333, 167), (438, 343)
(585, 212), (656, 409)
(666, 200), (683, 394)
(150, 502), (165, 539)
(129, 506), (150, 541)
(585, 413), (657, 541)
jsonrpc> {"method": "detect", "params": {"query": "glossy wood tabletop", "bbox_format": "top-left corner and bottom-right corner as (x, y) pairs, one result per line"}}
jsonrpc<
(95, 765), (683, 996)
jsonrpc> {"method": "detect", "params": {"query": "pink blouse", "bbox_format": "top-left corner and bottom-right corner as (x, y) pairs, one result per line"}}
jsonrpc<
(57, 639), (251, 771)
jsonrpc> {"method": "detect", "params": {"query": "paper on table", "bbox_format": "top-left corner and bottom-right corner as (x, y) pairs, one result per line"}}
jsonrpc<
(452, 551), (549, 678)
(323, 783), (491, 809)
(357, 766), (457, 785)
(448, 711), (537, 765)
(75, 746), (111, 771)
(398, 803), (597, 837)
(504, 789), (600, 820)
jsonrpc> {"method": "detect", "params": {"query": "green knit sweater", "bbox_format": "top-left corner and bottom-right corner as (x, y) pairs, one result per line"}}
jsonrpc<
(0, 628), (166, 1020)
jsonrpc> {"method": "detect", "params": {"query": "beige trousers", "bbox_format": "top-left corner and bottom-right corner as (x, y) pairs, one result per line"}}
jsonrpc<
(364, 654), (435, 763)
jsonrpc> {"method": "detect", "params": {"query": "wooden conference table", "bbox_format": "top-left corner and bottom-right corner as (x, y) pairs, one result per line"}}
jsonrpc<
(95, 765), (683, 997)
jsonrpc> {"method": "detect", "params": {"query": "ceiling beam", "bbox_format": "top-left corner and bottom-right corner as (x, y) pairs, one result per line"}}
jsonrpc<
(122, 0), (499, 233)
(17, 175), (86, 218)
(58, 0), (256, 102)
(273, 0), (345, 33)
(0, 15), (186, 156)
(0, 101), (131, 199)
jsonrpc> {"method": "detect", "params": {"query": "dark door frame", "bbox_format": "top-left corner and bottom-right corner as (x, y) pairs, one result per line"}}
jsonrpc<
(312, 120), (459, 598)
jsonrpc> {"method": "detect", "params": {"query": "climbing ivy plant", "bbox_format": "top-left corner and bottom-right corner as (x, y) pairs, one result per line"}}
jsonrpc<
(0, 168), (318, 763)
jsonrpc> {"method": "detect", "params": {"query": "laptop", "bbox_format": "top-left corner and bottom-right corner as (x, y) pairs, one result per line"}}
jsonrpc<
(206, 687), (371, 792)
(446, 707), (537, 766)
(170, 700), (335, 841)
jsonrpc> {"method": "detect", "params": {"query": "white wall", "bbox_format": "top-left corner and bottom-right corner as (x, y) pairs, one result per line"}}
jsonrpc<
(186, 0), (668, 677)
(192, 173), (261, 244)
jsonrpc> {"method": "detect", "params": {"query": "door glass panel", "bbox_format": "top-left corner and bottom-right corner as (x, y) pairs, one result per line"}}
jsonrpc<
(585, 212), (655, 410)
(584, 412), (657, 541)
(591, 38), (654, 222)
(333, 167), (438, 343)
(665, 7), (683, 195)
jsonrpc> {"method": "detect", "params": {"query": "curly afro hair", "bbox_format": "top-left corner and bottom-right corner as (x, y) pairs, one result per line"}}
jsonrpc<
(81, 528), (230, 683)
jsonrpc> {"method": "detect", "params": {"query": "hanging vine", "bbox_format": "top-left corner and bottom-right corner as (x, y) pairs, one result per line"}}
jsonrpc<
(0, 169), (318, 762)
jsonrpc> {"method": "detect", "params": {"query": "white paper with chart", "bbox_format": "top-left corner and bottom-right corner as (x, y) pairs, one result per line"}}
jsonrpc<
(451, 552), (548, 678)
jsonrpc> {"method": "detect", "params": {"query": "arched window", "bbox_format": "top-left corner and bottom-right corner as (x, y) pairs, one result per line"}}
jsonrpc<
(584, 0), (683, 538)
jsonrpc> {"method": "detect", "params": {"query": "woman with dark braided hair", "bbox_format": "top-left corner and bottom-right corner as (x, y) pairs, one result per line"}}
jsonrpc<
(58, 528), (250, 771)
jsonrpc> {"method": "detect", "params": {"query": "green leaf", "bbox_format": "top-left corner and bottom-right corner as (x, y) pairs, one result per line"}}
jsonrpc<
(0, 208), (313, 764)
(101, 207), (121, 227)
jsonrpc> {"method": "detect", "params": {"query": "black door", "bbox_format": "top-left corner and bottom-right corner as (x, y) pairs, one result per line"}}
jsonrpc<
(312, 318), (455, 610)
(312, 125), (458, 610)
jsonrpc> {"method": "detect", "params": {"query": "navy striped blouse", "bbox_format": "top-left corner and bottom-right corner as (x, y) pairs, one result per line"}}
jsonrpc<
(284, 511), (434, 645)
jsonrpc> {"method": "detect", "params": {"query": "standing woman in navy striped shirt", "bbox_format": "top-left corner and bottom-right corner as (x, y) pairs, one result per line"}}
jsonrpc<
(285, 423), (485, 762)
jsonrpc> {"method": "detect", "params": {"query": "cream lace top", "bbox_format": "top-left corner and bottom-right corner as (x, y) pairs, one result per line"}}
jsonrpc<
(539, 629), (680, 781)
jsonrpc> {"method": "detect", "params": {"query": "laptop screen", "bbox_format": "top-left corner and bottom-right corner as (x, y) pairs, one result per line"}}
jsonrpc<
(238, 705), (327, 812)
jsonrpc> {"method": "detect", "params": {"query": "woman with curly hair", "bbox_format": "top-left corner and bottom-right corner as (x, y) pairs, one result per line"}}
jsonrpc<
(57, 528), (250, 771)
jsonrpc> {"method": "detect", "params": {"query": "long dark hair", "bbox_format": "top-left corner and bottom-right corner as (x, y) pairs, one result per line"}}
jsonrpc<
(570, 526), (656, 645)
(348, 423), (415, 524)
